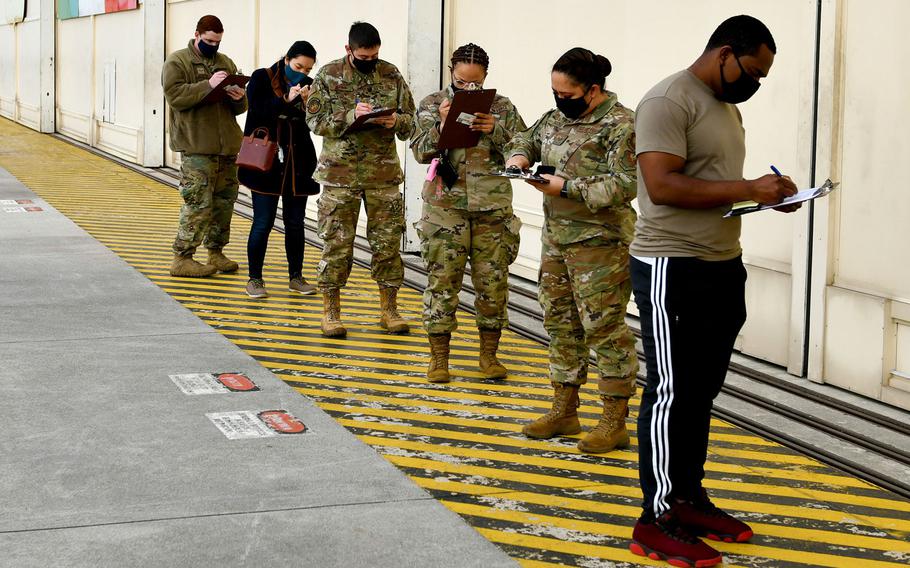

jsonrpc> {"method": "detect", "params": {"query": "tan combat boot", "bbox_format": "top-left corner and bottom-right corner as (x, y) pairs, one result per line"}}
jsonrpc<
(478, 328), (508, 379)
(577, 396), (631, 454)
(207, 249), (240, 273)
(427, 333), (451, 383)
(320, 288), (347, 338)
(170, 254), (217, 277)
(378, 286), (410, 334)
(522, 382), (582, 439)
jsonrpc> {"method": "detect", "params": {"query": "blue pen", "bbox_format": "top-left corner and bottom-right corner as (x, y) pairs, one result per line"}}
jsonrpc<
(770, 165), (782, 176)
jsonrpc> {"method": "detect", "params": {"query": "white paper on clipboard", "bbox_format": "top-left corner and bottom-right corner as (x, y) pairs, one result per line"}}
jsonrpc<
(725, 179), (839, 217)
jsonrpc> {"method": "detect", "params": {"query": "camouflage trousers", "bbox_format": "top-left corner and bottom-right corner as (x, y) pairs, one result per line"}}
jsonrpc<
(417, 203), (521, 334)
(538, 235), (638, 397)
(173, 154), (239, 257)
(316, 185), (404, 289)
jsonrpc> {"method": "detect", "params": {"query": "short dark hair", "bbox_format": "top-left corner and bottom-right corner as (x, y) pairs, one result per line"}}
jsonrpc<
(286, 40), (316, 60)
(349, 22), (381, 49)
(196, 15), (223, 35)
(705, 15), (776, 56)
(552, 47), (612, 90)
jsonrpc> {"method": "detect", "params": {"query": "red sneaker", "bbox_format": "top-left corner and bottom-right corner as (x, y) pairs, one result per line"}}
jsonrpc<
(630, 512), (722, 568)
(675, 489), (753, 543)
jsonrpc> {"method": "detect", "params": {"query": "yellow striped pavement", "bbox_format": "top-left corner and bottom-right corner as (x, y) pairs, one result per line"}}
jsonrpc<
(2, 117), (909, 567)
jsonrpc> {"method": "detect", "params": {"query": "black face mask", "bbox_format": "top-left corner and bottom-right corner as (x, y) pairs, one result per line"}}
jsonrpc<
(718, 55), (760, 104)
(351, 55), (378, 74)
(197, 39), (219, 58)
(554, 92), (590, 119)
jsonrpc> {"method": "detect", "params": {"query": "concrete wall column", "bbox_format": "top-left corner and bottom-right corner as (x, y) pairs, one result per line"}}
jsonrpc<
(39, 0), (55, 133)
(402, 0), (444, 251)
(142, 0), (165, 167)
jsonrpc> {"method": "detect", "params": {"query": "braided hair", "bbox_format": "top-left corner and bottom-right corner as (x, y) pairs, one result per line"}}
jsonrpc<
(450, 43), (490, 71)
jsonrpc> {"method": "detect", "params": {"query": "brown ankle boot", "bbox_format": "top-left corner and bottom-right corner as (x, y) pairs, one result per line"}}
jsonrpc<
(577, 396), (631, 453)
(378, 286), (409, 334)
(427, 333), (451, 383)
(320, 288), (347, 338)
(522, 382), (582, 439)
(206, 249), (239, 273)
(478, 328), (508, 379)
(170, 254), (217, 277)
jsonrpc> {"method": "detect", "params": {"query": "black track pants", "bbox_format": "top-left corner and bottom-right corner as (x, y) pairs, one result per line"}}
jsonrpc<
(630, 255), (747, 516)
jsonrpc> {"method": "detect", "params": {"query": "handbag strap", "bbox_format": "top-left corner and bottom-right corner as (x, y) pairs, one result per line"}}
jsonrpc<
(249, 127), (270, 142)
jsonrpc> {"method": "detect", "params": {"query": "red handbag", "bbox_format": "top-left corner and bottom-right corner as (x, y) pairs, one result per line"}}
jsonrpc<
(237, 127), (278, 172)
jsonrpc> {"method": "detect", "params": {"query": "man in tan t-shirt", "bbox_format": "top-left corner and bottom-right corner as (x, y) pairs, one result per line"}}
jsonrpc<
(628, 15), (800, 568)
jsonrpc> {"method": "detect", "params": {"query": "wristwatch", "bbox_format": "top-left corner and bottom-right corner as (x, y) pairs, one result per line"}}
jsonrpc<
(559, 179), (569, 199)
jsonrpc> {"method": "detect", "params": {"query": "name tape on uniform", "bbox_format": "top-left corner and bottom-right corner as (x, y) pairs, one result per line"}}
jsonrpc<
(170, 372), (259, 395)
(206, 410), (308, 440)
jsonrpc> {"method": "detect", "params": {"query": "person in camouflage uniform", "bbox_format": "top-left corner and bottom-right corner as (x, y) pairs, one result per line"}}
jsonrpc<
(162, 15), (247, 277)
(411, 44), (526, 384)
(305, 22), (416, 338)
(505, 47), (639, 454)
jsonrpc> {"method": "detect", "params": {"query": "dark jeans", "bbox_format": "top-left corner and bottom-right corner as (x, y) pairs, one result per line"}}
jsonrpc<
(630, 255), (747, 518)
(247, 191), (308, 280)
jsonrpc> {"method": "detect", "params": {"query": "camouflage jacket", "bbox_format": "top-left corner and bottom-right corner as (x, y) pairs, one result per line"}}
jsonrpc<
(506, 92), (637, 245)
(411, 86), (526, 211)
(162, 40), (247, 156)
(305, 56), (416, 189)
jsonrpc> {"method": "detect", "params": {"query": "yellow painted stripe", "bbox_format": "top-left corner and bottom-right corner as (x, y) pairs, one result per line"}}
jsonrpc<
(293, 387), (774, 446)
(476, 527), (743, 568)
(324, 405), (865, 486)
(451, 502), (908, 568)
(413, 477), (910, 553)
(386, 455), (910, 532)
(356, 433), (904, 511)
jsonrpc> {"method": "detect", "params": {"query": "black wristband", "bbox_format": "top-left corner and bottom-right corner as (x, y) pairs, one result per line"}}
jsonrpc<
(559, 179), (569, 199)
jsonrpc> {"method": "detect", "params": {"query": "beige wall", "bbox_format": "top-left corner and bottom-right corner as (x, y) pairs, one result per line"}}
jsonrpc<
(0, 0), (907, 409)
(55, 5), (146, 160)
(815, 0), (910, 408)
(0, 3), (41, 127)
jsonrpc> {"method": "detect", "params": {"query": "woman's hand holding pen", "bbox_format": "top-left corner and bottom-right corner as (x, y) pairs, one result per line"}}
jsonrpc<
(437, 99), (451, 131)
(286, 84), (303, 102)
(354, 101), (374, 118)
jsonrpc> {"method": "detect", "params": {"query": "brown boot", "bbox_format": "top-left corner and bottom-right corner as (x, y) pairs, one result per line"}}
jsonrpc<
(522, 382), (582, 439)
(577, 396), (631, 454)
(478, 328), (508, 379)
(320, 288), (347, 338)
(427, 333), (451, 383)
(378, 286), (410, 334)
(170, 254), (217, 277)
(207, 249), (239, 273)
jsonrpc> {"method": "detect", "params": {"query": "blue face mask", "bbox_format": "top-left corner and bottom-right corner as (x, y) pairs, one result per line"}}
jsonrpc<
(284, 65), (310, 87)
(197, 39), (219, 58)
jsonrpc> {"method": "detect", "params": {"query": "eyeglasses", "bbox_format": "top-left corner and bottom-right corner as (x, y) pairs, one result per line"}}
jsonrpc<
(452, 78), (483, 90)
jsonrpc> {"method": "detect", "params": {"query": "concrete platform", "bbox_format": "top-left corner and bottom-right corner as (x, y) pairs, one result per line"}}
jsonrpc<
(0, 167), (517, 568)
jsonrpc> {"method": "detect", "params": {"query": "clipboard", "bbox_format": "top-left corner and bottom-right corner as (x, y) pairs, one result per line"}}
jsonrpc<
(725, 178), (839, 217)
(344, 107), (397, 134)
(437, 88), (497, 150)
(200, 74), (250, 105)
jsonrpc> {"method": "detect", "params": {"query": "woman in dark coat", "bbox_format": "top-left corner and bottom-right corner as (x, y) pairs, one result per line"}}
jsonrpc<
(240, 40), (320, 298)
